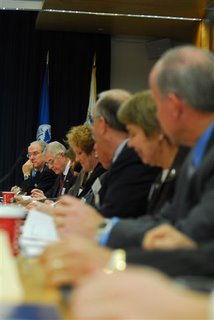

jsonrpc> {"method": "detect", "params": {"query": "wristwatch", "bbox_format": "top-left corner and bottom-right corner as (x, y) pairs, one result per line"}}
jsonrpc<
(104, 249), (127, 274)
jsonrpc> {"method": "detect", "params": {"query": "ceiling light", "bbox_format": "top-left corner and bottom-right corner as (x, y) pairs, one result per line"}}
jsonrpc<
(42, 9), (201, 22)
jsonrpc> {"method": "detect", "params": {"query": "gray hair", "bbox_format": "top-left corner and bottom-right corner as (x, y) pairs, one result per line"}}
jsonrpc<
(43, 141), (66, 157)
(30, 140), (47, 152)
(92, 89), (131, 132)
(155, 45), (214, 112)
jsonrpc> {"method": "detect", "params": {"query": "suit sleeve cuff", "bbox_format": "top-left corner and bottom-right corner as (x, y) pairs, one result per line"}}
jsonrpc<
(96, 217), (119, 246)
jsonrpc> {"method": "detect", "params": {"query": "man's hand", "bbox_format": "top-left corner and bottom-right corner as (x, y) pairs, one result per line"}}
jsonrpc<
(40, 235), (112, 286)
(143, 224), (197, 250)
(52, 196), (104, 240)
(11, 185), (22, 194)
(31, 188), (46, 200)
(22, 160), (33, 177)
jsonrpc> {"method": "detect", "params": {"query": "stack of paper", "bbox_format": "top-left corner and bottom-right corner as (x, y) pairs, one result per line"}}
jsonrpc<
(0, 231), (24, 301)
(19, 209), (59, 257)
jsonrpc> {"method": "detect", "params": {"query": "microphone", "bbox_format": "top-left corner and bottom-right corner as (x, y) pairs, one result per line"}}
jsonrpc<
(0, 148), (27, 185)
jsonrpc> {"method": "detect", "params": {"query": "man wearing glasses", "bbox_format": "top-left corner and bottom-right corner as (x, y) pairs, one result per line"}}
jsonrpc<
(31, 141), (76, 200)
(13, 141), (57, 195)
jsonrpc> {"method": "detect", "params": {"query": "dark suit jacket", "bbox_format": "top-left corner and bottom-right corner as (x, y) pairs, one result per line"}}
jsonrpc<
(126, 241), (214, 278)
(45, 168), (76, 199)
(147, 146), (190, 216)
(68, 169), (86, 197)
(107, 132), (214, 248)
(77, 163), (106, 199)
(96, 143), (160, 218)
(68, 164), (106, 198)
(21, 165), (57, 195)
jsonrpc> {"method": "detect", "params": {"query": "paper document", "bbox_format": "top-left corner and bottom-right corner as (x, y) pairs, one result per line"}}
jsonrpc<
(19, 209), (59, 257)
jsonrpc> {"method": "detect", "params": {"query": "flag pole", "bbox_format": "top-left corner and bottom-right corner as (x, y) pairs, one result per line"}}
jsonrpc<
(46, 51), (49, 65)
(86, 53), (97, 124)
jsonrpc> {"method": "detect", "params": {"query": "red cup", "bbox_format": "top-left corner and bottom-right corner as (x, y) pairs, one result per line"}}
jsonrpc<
(0, 206), (26, 255)
(2, 191), (15, 204)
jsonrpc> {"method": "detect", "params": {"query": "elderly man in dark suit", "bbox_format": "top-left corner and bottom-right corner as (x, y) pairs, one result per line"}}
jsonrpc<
(12, 140), (57, 195)
(89, 89), (160, 218)
(31, 141), (76, 200)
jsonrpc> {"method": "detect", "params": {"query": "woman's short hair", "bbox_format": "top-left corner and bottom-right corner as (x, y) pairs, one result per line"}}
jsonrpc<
(118, 90), (161, 137)
(66, 123), (94, 155)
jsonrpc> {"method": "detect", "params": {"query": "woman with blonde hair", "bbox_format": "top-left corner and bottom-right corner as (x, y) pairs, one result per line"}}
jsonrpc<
(66, 123), (105, 200)
(118, 90), (189, 215)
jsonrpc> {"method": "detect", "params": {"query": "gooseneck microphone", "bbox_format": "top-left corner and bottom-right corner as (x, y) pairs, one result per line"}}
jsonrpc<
(0, 148), (27, 186)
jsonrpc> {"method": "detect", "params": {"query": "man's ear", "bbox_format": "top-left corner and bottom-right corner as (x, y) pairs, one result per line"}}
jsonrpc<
(168, 93), (183, 119)
(158, 133), (165, 142)
(99, 116), (108, 134)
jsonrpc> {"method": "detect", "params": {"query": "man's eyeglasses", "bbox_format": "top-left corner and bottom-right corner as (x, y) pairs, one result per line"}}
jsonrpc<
(27, 151), (41, 158)
(46, 158), (55, 166)
(46, 153), (62, 166)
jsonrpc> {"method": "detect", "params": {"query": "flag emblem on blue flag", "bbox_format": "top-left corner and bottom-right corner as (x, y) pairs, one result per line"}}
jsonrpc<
(37, 53), (51, 143)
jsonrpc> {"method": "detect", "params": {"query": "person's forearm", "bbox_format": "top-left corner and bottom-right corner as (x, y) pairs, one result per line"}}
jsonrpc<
(166, 287), (209, 320)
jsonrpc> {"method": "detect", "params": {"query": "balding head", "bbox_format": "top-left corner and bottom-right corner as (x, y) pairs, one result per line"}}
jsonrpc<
(92, 89), (131, 132)
(150, 45), (214, 112)
(92, 89), (131, 168)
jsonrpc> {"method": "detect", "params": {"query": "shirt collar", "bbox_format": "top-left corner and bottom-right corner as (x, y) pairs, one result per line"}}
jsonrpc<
(192, 123), (214, 168)
(63, 160), (71, 176)
(112, 139), (128, 163)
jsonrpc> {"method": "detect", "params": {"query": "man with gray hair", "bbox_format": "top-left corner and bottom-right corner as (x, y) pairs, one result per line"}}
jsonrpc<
(89, 88), (160, 218)
(31, 141), (76, 200)
(12, 140), (57, 195)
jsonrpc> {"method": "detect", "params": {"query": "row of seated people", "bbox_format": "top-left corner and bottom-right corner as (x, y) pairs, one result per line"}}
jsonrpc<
(38, 88), (194, 279)
(13, 93), (174, 219)
(34, 45), (214, 319)
(13, 88), (188, 222)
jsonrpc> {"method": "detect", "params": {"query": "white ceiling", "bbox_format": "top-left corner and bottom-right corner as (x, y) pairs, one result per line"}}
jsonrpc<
(0, 0), (42, 10)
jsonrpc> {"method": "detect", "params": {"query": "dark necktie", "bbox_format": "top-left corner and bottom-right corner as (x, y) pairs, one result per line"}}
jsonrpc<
(57, 174), (65, 196)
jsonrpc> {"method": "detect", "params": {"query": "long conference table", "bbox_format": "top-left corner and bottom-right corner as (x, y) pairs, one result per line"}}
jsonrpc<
(11, 255), (72, 320)
(0, 252), (74, 320)
(0, 204), (73, 319)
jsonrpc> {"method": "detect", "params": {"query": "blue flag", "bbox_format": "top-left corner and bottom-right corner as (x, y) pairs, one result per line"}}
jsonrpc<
(36, 56), (51, 143)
